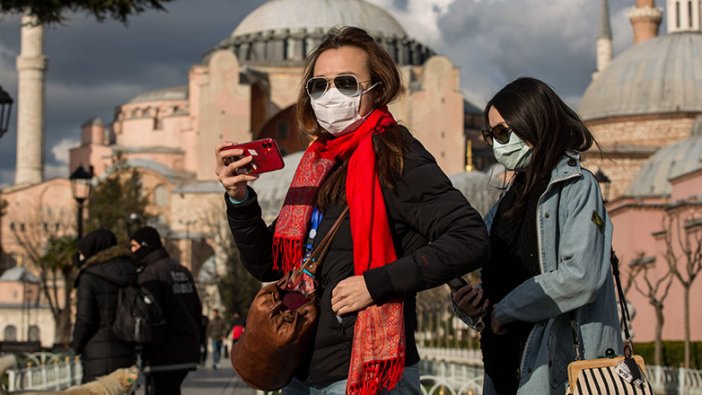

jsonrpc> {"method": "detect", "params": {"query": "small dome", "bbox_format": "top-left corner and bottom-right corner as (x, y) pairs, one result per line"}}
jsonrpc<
(251, 151), (302, 222)
(449, 170), (501, 215)
(627, 133), (702, 197)
(579, 32), (702, 121)
(232, 0), (407, 39)
(128, 86), (187, 104)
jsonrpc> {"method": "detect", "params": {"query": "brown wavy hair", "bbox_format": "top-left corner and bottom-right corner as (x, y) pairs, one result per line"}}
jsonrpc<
(295, 26), (406, 210)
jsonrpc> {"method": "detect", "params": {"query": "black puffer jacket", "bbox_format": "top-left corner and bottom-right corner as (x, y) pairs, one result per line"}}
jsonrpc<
(227, 128), (490, 385)
(72, 246), (137, 382)
(137, 247), (202, 368)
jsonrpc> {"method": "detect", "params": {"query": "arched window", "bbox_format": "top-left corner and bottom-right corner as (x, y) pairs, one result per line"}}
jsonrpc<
(28, 325), (40, 342)
(153, 185), (168, 207)
(4, 325), (17, 341)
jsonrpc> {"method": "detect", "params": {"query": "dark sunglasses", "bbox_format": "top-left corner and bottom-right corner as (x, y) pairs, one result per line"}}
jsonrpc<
(306, 74), (371, 99)
(481, 125), (513, 147)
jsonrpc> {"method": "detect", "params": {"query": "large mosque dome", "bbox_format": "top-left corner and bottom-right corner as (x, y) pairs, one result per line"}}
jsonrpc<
(214, 0), (434, 67)
(579, 32), (702, 121)
(626, 115), (702, 197)
(232, 0), (407, 38)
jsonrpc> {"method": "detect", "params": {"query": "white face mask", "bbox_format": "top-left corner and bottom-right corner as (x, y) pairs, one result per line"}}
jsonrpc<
(310, 84), (377, 135)
(492, 131), (532, 170)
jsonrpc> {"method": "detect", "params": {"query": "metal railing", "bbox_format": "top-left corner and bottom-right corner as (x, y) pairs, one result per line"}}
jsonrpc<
(2, 353), (82, 392)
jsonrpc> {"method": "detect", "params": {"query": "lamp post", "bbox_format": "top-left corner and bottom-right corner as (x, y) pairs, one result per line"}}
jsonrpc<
(0, 86), (13, 139)
(594, 170), (612, 203)
(69, 165), (93, 240)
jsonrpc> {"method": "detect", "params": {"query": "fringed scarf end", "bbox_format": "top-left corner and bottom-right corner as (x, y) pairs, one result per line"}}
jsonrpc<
(272, 237), (303, 273)
(347, 357), (406, 395)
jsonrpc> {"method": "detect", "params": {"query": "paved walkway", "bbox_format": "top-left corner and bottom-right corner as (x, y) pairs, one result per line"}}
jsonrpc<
(136, 352), (256, 395)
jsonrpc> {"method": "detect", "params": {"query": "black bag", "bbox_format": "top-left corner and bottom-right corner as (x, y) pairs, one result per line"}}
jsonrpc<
(112, 284), (166, 344)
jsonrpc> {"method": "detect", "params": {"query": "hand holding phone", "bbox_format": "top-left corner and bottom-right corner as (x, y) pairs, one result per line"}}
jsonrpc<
(220, 138), (285, 175)
(451, 279), (489, 320)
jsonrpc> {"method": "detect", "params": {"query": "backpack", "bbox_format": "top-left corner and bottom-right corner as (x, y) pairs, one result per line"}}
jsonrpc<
(112, 284), (166, 344)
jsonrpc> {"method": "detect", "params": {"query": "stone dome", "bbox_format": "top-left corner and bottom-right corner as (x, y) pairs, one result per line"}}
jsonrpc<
(627, 127), (702, 197)
(232, 0), (407, 38)
(215, 0), (434, 67)
(579, 32), (702, 121)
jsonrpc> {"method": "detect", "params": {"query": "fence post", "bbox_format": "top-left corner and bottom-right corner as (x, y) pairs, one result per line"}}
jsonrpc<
(679, 364), (686, 395)
(7, 370), (16, 391)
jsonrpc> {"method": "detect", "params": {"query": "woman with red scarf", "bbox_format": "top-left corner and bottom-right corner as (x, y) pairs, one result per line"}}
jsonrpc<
(215, 27), (489, 394)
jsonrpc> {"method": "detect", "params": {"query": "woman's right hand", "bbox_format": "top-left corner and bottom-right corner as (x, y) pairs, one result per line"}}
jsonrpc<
(452, 282), (490, 319)
(214, 141), (259, 200)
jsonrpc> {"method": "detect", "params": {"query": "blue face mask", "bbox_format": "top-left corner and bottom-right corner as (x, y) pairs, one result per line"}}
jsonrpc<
(492, 131), (532, 170)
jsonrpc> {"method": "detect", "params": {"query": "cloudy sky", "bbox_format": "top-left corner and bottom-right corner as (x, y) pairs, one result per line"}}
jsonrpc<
(0, 0), (648, 185)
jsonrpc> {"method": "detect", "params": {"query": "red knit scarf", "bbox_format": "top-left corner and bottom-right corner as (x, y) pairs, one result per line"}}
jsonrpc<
(272, 106), (406, 394)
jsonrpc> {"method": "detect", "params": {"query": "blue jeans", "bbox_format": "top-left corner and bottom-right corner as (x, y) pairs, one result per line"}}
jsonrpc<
(211, 339), (223, 365)
(281, 364), (421, 395)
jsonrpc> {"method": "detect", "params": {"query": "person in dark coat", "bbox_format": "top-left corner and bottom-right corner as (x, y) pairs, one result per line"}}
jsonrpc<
(72, 229), (137, 383)
(130, 226), (202, 395)
(215, 26), (489, 394)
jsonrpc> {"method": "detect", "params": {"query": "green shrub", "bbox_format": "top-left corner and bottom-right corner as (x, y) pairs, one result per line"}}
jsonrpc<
(633, 341), (702, 368)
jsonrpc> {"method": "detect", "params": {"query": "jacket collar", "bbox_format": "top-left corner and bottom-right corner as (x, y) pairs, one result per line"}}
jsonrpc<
(548, 150), (582, 187)
(140, 247), (170, 266)
(81, 245), (134, 270)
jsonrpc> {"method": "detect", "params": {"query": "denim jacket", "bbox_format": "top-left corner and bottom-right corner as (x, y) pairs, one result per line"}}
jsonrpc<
(459, 152), (623, 395)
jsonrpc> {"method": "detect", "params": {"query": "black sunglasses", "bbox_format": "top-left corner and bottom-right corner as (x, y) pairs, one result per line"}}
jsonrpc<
(481, 125), (513, 147)
(306, 74), (371, 99)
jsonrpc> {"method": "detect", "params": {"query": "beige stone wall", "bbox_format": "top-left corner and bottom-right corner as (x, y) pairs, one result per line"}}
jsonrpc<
(0, 179), (75, 259)
(405, 56), (465, 175)
(0, 305), (56, 347)
(583, 154), (654, 199)
(193, 50), (252, 180)
(587, 115), (695, 149)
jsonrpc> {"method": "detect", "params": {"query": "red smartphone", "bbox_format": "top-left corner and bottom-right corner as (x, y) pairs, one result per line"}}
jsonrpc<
(221, 138), (285, 175)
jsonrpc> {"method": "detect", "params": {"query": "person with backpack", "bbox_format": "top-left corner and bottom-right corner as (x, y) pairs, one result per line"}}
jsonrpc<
(72, 229), (137, 383)
(130, 226), (202, 395)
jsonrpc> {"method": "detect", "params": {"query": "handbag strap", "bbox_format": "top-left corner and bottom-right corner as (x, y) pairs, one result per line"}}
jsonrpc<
(298, 206), (349, 276)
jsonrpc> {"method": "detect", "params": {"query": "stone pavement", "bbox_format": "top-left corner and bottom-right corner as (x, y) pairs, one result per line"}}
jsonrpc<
(135, 353), (256, 395)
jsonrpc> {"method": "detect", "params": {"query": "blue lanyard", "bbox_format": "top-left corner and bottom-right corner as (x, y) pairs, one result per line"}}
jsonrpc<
(304, 208), (323, 259)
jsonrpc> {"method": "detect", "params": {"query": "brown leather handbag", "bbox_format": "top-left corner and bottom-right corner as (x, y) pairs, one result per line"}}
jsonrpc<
(231, 207), (348, 390)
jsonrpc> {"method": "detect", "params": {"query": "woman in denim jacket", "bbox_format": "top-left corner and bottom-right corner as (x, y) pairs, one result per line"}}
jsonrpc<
(453, 77), (622, 395)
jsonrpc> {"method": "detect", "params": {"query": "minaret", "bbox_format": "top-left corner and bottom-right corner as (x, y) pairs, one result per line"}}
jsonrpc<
(15, 14), (47, 185)
(628, 0), (663, 44)
(594, 0), (613, 79)
(667, 0), (702, 33)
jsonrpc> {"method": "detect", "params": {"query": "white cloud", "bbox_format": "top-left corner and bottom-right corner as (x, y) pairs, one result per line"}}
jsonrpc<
(51, 138), (80, 164)
(371, 0), (637, 108)
(369, 0), (455, 46)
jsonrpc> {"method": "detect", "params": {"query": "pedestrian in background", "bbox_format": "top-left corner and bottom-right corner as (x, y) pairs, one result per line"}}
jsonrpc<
(207, 308), (228, 369)
(72, 229), (137, 383)
(130, 226), (202, 395)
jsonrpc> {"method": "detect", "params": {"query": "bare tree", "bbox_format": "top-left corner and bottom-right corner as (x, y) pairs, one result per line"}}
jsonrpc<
(629, 253), (674, 366)
(661, 207), (702, 368)
(196, 199), (260, 319)
(11, 204), (76, 346)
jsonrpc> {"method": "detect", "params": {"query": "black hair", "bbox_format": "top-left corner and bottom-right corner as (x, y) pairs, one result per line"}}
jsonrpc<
(484, 77), (600, 215)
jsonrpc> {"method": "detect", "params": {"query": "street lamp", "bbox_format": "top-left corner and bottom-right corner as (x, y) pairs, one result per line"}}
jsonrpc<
(594, 169), (611, 203)
(69, 165), (93, 239)
(0, 85), (14, 139)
